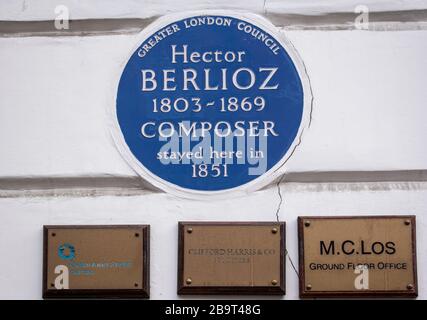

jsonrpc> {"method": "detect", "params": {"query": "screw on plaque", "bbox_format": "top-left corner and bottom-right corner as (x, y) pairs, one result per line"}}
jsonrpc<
(186, 278), (192, 285)
(271, 280), (278, 285)
(135, 233), (140, 237)
(134, 283), (139, 287)
(304, 221), (311, 227)
(271, 227), (278, 234)
(306, 284), (312, 290)
(404, 220), (411, 226)
(187, 227), (193, 234)
(407, 284), (414, 290)
(51, 233), (56, 237)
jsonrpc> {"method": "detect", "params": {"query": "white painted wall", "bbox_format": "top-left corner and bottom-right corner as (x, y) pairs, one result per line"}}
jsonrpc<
(1, 30), (427, 177)
(1, 183), (426, 299)
(0, 3), (426, 299)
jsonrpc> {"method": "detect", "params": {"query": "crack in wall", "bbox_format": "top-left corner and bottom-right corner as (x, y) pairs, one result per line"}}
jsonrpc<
(274, 173), (286, 222)
(274, 173), (301, 279)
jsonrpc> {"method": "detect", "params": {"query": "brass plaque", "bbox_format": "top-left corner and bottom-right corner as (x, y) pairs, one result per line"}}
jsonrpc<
(178, 222), (285, 295)
(298, 216), (417, 298)
(43, 225), (149, 299)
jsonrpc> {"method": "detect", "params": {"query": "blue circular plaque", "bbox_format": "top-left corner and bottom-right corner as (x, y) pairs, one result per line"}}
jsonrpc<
(113, 12), (311, 198)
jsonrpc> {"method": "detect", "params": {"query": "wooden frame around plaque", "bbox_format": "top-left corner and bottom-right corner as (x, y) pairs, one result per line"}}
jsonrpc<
(298, 216), (418, 298)
(43, 225), (150, 299)
(178, 222), (286, 295)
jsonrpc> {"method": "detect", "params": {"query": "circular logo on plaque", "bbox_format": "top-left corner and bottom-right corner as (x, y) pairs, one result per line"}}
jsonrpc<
(58, 243), (75, 260)
(113, 12), (311, 198)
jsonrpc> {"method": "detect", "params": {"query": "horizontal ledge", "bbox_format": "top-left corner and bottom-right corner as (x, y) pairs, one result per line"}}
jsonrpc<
(0, 176), (161, 192)
(0, 170), (426, 198)
(1, 10), (427, 37)
(0, 17), (156, 37)
(269, 170), (427, 184)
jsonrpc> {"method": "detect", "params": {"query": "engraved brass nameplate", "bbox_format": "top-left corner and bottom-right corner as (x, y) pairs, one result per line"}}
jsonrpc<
(298, 216), (417, 298)
(43, 225), (149, 299)
(178, 222), (285, 295)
